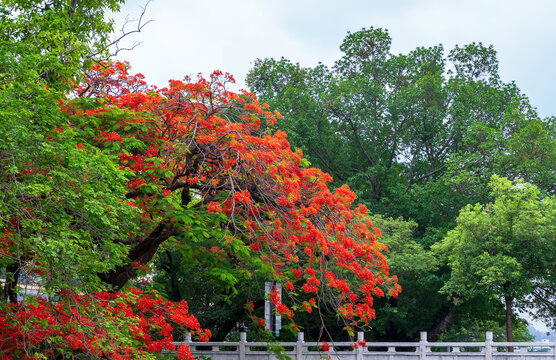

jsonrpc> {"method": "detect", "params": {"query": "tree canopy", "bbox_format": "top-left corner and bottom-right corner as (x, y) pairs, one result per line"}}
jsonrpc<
(247, 27), (555, 228)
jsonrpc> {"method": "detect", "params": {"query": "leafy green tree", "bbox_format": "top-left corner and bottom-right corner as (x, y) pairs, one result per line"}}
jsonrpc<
(433, 176), (556, 342)
(247, 27), (555, 226)
(0, 0), (131, 302)
(365, 215), (440, 340)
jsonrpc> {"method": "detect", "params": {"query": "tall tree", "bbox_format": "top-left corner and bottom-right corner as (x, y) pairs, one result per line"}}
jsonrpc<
(247, 28), (555, 228)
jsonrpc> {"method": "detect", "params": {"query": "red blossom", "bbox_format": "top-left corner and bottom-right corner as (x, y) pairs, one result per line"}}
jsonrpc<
(0, 290), (206, 359)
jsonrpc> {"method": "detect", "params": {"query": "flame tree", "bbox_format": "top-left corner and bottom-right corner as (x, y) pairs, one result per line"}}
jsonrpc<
(0, 54), (399, 358)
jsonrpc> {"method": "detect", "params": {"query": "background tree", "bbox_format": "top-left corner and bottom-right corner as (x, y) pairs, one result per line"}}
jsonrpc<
(247, 28), (555, 227)
(432, 176), (556, 343)
(364, 215), (439, 340)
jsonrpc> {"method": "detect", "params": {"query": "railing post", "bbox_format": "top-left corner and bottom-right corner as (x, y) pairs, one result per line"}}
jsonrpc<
(297, 332), (304, 360)
(239, 332), (247, 360)
(357, 332), (365, 360)
(184, 333), (193, 355)
(420, 332), (427, 360)
(485, 332), (493, 360)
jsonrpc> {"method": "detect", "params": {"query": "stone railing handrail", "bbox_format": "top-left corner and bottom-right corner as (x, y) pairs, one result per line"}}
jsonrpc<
(175, 331), (556, 360)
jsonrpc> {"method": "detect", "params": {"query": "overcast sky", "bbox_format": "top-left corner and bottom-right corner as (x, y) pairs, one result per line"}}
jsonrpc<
(110, 0), (556, 119)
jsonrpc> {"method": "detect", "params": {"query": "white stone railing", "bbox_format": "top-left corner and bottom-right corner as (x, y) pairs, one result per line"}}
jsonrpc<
(176, 332), (556, 360)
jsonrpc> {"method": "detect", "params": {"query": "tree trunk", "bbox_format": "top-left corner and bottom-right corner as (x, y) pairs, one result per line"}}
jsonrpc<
(100, 222), (176, 290)
(428, 309), (456, 342)
(505, 295), (514, 352)
(1, 263), (20, 303)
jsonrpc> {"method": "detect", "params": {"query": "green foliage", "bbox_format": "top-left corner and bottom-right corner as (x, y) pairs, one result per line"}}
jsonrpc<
(1, 0), (123, 89)
(365, 215), (441, 340)
(0, 0), (136, 311)
(433, 176), (556, 338)
(372, 215), (437, 276)
(247, 27), (555, 228)
(0, 4), (138, 293)
(440, 317), (533, 342)
(1, 107), (140, 295)
(434, 176), (555, 298)
(151, 201), (267, 340)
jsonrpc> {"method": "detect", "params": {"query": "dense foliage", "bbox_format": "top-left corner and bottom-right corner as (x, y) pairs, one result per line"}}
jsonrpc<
(433, 176), (556, 340)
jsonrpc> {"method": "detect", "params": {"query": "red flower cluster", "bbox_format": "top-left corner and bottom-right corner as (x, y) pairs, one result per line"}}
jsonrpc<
(0, 289), (208, 359)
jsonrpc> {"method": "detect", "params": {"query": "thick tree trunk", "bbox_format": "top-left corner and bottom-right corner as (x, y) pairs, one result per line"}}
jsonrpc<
(170, 271), (182, 301)
(102, 188), (191, 290)
(505, 295), (514, 352)
(428, 309), (456, 342)
(2, 263), (20, 303)
(100, 222), (176, 290)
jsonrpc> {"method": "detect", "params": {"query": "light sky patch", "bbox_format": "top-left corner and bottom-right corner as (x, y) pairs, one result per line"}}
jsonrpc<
(110, 1), (556, 118)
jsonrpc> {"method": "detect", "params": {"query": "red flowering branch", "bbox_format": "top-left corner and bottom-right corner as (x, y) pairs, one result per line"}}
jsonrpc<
(0, 289), (207, 359)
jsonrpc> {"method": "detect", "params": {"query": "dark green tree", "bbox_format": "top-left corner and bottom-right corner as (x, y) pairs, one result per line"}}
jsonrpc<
(247, 28), (554, 227)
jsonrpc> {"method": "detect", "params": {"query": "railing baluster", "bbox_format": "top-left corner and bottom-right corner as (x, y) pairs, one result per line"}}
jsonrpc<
(297, 332), (304, 360)
(357, 332), (364, 360)
(239, 332), (246, 360)
(485, 332), (493, 360)
(420, 332), (427, 360)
